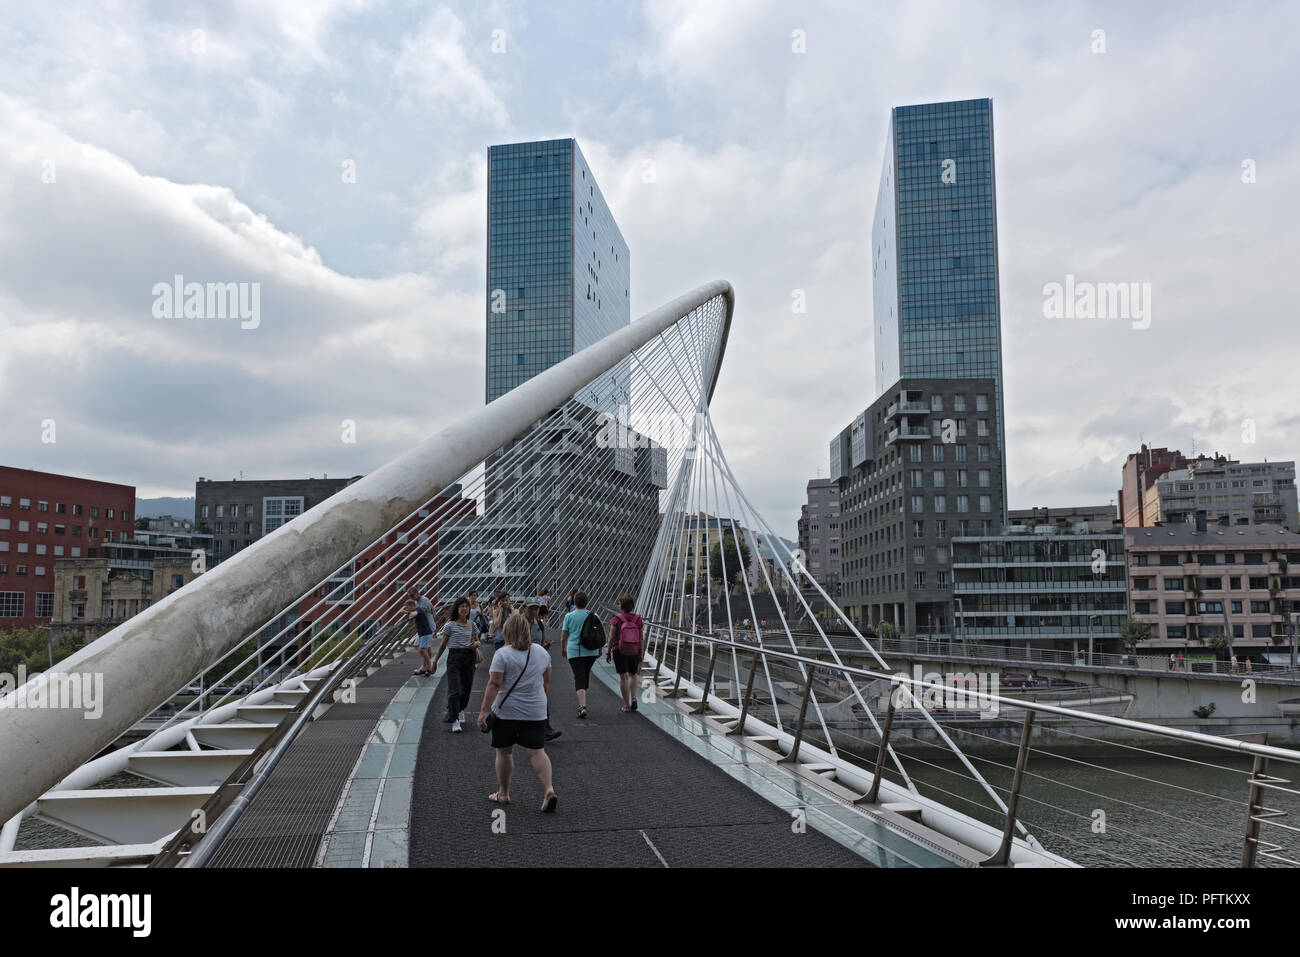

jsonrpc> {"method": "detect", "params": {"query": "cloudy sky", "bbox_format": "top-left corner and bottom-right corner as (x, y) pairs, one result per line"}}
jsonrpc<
(1, 0), (1297, 536)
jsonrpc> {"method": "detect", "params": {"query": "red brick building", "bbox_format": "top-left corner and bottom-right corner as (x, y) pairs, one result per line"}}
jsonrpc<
(0, 466), (136, 630)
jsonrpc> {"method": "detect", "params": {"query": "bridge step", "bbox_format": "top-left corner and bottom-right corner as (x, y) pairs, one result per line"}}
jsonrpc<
(273, 690), (310, 705)
(236, 704), (294, 723)
(127, 749), (254, 787)
(882, 802), (924, 822)
(192, 723), (278, 750)
(34, 786), (217, 846)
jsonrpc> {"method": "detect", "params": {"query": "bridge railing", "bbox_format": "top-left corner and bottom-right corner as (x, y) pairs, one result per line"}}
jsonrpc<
(800, 633), (1300, 679)
(642, 621), (1300, 868)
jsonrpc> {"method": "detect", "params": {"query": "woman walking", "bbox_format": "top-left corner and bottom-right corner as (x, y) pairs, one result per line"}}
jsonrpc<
(606, 593), (645, 713)
(478, 613), (558, 812)
(491, 591), (512, 652)
(430, 595), (481, 733)
(561, 590), (600, 718)
(407, 598), (434, 676)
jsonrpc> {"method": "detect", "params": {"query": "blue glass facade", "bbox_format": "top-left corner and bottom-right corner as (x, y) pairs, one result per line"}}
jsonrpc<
(872, 98), (1007, 520)
(486, 138), (629, 404)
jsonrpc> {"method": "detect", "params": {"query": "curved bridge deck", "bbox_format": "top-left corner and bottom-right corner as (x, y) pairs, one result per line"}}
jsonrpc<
(407, 642), (880, 868)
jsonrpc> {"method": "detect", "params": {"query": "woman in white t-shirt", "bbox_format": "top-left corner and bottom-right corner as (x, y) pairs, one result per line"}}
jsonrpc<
(478, 612), (557, 811)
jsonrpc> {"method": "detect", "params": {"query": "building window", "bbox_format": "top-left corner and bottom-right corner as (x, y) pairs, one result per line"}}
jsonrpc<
(263, 496), (305, 534)
(56, 503), (66, 514)
(914, 572), (926, 589)
(37, 501), (48, 512)
(979, 496), (992, 513)
(932, 445), (944, 463)
(977, 445), (989, 462)
(19, 499), (31, 509)
(0, 591), (24, 617)
(956, 470), (968, 487)
(216, 505), (224, 518)
(934, 495), (946, 513)
(953, 395), (966, 412)
(930, 395), (943, 412)
(201, 505), (209, 519)
(976, 394), (988, 411)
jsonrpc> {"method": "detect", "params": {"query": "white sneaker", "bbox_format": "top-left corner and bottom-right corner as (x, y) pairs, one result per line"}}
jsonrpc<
(452, 718), (463, 733)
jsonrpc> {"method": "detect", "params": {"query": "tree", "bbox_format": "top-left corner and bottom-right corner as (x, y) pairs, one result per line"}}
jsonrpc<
(878, 622), (900, 642)
(707, 534), (751, 590)
(0, 626), (81, 676)
(1120, 618), (1151, 656)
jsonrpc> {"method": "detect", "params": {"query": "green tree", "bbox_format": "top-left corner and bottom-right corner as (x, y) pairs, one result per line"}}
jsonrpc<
(708, 534), (750, 590)
(1120, 617), (1151, 656)
(0, 626), (82, 676)
(878, 622), (900, 642)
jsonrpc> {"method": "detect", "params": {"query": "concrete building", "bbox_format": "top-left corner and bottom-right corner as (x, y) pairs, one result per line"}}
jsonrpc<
(832, 378), (1005, 635)
(1144, 456), (1297, 530)
(803, 478), (841, 591)
(49, 529), (211, 643)
(952, 525), (1126, 654)
(0, 466), (135, 631)
(1118, 445), (1187, 527)
(1008, 504), (1118, 532)
(195, 475), (361, 565)
(1126, 517), (1300, 663)
(143, 515), (197, 533)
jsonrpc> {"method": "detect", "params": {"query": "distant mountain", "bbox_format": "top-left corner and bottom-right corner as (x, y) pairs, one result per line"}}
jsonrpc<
(135, 496), (195, 521)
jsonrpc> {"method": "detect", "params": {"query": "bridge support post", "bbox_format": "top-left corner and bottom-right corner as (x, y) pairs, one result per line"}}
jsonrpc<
(1241, 753), (1271, 868)
(726, 649), (761, 736)
(779, 669), (817, 763)
(857, 698), (897, 805)
(666, 634), (690, 698)
(981, 709), (1035, 867)
(690, 644), (720, 714)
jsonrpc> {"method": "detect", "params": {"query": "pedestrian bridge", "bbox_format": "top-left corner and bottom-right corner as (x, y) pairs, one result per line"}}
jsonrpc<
(1, 282), (1297, 868)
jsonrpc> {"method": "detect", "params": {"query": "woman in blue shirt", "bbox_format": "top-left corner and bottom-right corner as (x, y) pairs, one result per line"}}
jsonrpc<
(561, 590), (602, 719)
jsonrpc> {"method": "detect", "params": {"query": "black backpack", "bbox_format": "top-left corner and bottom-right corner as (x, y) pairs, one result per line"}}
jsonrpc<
(578, 611), (605, 651)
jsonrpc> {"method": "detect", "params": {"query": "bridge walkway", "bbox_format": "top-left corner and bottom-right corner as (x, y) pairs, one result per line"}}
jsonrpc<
(407, 636), (908, 868)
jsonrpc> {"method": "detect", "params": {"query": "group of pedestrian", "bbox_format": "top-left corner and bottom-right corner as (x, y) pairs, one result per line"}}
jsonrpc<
(404, 584), (647, 812)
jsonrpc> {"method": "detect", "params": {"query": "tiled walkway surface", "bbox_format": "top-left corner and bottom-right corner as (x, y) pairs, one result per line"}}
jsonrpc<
(316, 656), (444, 867)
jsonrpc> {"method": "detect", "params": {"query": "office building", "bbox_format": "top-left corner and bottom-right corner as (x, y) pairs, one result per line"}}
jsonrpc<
(831, 378), (1004, 634)
(1145, 456), (1297, 530)
(951, 524), (1126, 654)
(49, 529), (212, 643)
(195, 475), (361, 565)
(0, 466), (135, 631)
(803, 478), (841, 591)
(1126, 516), (1300, 662)
(486, 138), (630, 405)
(872, 98), (1007, 519)
(483, 140), (659, 607)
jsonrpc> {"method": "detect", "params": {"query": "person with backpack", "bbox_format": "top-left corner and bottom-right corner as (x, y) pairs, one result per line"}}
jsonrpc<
(561, 590), (603, 718)
(407, 598), (435, 676)
(469, 588), (491, 639)
(478, 612), (558, 812)
(606, 593), (645, 712)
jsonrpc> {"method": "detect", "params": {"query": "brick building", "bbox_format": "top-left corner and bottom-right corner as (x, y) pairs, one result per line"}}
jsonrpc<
(0, 466), (135, 631)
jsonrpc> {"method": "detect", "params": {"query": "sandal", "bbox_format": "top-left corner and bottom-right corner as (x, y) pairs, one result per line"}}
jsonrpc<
(621, 705), (632, 712)
(578, 706), (588, 719)
(487, 791), (511, 805)
(541, 791), (558, 813)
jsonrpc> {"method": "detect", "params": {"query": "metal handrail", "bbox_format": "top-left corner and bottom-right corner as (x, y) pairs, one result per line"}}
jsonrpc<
(641, 619), (1300, 766)
(153, 620), (412, 868)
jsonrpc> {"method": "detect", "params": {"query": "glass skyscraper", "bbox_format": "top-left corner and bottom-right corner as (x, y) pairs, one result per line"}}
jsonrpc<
(873, 101), (1004, 415)
(486, 138), (630, 404)
(872, 97), (1007, 520)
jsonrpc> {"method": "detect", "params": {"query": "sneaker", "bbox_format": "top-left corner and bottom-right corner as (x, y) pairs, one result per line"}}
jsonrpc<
(545, 728), (562, 742)
(452, 719), (463, 733)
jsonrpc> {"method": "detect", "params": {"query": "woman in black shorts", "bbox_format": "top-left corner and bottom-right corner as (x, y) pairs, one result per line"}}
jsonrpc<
(605, 593), (645, 713)
(478, 613), (558, 812)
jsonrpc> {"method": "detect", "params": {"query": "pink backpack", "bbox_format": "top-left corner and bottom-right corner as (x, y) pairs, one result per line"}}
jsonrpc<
(612, 613), (644, 655)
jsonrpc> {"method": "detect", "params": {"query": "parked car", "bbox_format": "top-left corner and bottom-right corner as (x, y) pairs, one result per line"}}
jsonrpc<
(1001, 673), (1038, 688)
